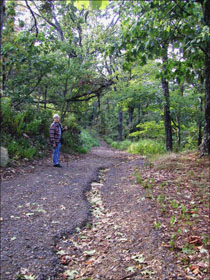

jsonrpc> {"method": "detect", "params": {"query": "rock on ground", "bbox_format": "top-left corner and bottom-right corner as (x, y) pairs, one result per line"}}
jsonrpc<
(0, 146), (9, 167)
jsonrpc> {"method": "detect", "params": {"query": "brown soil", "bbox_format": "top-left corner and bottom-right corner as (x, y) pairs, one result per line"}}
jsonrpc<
(1, 143), (209, 280)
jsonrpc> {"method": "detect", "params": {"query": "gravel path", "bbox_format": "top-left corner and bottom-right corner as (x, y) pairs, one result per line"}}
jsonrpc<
(1, 143), (130, 280)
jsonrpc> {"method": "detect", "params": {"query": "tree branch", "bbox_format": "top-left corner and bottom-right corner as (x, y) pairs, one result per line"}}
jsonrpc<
(65, 80), (114, 103)
(25, 0), (39, 39)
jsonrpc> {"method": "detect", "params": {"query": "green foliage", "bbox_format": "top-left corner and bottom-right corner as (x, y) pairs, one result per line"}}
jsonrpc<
(170, 199), (179, 209)
(2, 0), (208, 158)
(154, 220), (162, 229)
(103, 137), (113, 145)
(61, 121), (82, 154)
(130, 121), (165, 140)
(111, 139), (166, 155)
(7, 140), (37, 160)
(62, 127), (99, 154)
(136, 172), (142, 184)
(1, 99), (51, 160)
(73, 0), (109, 10)
(128, 139), (166, 155)
(170, 216), (176, 228)
(184, 124), (200, 150)
(80, 129), (100, 151)
(111, 140), (132, 150)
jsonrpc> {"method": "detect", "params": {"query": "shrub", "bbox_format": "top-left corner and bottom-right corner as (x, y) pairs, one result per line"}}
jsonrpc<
(62, 125), (99, 154)
(80, 129), (100, 150)
(111, 139), (166, 155)
(129, 121), (165, 141)
(111, 140), (132, 150)
(0, 99), (51, 160)
(127, 139), (166, 155)
(103, 137), (113, 145)
(22, 147), (37, 160)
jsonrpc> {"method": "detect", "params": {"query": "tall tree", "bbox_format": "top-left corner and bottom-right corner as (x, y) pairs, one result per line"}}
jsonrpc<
(0, 0), (5, 56)
(116, 0), (209, 154)
(199, 0), (210, 155)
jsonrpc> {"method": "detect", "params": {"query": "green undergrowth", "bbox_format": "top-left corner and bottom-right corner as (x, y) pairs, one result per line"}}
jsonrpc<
(1, 100), (51, 161)
(1, 100), (100, 162)
(111, 139), (166, 155)
(79, 129), (100, 153)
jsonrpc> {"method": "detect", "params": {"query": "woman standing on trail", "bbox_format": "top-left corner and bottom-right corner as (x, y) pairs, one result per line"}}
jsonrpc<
(49, 114), (67, 167)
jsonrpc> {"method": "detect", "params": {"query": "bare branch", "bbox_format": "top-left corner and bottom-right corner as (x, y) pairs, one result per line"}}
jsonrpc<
(25, 0), (39, 38)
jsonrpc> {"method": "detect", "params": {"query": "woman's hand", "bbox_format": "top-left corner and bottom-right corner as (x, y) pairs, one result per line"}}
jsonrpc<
(64, 126), (68, 130)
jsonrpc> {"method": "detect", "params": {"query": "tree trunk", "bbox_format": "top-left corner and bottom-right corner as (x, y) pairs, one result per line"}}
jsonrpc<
(0, 0), (5, 57)
(137, 104), (141, 124)
(161, 45), (173, 151)
(198, 96), (203, 146)
(44, 85), (47, 110)
(176, 115), (181, 146)
(1, 0), (6, 92)
(162, 77), (173, 151)
(200, 0), (210, 155)
(177, 84), (184, 146)
(2, 56), (6, 91)
(97, 93), (101, 115)
(36, 85), (41, 111)
(118, 107), (123, 141)
(201, 50), (210, 155)
(128, 106), (134, 132)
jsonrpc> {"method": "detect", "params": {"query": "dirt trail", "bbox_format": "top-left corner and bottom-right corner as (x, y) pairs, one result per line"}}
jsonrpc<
(0, 143), (132, 280)
(55, 151), (179, 280)
(1, 142), (186, 280)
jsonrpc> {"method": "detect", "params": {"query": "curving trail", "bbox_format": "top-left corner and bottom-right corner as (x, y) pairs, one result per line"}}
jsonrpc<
(1, 142), (180, 280)
(1, 142), (132, 280)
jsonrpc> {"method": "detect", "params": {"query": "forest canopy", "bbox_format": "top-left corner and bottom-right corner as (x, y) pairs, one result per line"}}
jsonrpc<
(1, 0), (210, 159)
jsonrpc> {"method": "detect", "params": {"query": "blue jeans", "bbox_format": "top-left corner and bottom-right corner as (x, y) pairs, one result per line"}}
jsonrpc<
(53, 142), (61, 165)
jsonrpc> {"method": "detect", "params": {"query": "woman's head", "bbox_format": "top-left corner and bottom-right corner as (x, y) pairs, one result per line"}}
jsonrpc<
(53, 114), (60, 122)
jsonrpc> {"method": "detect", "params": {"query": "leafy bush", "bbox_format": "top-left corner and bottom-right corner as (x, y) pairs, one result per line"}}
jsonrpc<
(128, 139), (166, 155)
(62, 125), (99, 154)
(80, 129), (100, 151)
(111, 139), (166, 155)
(111, 140), (132, 150)
(183, 124), (199, 150)
(103, 136), (113, 145)
(7, 140), (37, 160)
(129, 121), (165, 141)
(61, 123), (81, 153)
(0, 99), (51, 160)
(1, 99), (100, 160)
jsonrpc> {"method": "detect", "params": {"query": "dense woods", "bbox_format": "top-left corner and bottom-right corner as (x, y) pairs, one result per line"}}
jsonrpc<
(1, 0), (210, 160)
(1, 2), (210, 279)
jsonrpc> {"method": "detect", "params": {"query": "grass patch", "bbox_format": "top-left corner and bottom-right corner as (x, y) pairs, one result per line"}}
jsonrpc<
(111, 139), (166, 155)
(111, 140), (132, 150)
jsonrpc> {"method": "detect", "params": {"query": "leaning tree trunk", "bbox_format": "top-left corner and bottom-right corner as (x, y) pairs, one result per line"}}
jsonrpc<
(161, 44), (173, 151)
(200, 0), (210, 155)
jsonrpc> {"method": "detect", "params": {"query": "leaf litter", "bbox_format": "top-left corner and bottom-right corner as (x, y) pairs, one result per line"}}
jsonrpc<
(56, 151), (209, 280)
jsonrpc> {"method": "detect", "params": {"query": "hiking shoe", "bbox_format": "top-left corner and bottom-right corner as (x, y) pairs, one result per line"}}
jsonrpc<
(53, 164), (62, 168)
